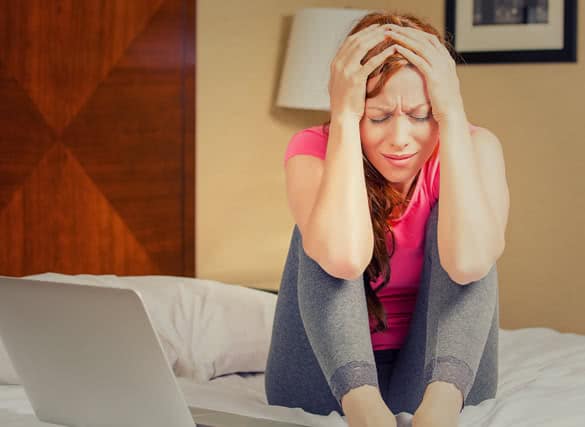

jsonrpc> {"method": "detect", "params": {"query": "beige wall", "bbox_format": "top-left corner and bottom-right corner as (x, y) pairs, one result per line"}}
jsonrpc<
(197, 0), (585, 334)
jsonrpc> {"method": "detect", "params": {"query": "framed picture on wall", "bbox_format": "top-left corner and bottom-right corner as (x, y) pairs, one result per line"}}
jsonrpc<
(445, 0), (578, 63)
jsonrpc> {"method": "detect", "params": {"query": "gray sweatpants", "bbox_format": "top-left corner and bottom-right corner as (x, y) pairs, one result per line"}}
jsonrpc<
(265, 203), (499, 416)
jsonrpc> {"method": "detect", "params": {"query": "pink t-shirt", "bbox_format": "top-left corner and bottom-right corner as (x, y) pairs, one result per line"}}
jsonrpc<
(284, 122), (479, 350)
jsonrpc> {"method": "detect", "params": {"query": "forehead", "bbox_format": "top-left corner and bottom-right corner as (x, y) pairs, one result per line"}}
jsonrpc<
(366, 67), (429, 106)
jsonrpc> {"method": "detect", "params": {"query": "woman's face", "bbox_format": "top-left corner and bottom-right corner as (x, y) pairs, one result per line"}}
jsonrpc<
(359, 65), (439, 196)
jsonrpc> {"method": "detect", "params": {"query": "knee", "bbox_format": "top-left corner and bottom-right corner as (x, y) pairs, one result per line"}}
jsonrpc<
(426, 202), (439, 236)
(292, 224), (303, 248)
(423, 203), (440, 262)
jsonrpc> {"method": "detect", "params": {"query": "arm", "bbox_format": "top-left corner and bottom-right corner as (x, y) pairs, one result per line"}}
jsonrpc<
(437, 112), (509, 285)
(305, 114), (374, 279)
(382, 24), (509, 285)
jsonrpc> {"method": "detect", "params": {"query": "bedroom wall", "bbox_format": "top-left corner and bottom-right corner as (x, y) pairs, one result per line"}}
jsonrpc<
(196, 0), (585, 335)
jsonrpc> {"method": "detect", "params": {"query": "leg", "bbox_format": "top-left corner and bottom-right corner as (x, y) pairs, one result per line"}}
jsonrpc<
(264, 225), (379, 416)
(383, 202), (499, 415)
(465, 295), (499, 407)
(374, 349), (401, 404)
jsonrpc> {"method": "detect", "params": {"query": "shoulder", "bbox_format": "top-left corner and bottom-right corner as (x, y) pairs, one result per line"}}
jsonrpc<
(433, 123), (502, 163)
(469, 125), (505, 159)
(291, 124), (329, 141)
(288, 125), (329, 149)
(427, 121), (486, 199)
(435, 122), (499, 151)
(284, 124), (329, 166)
(470, 125), (502, 144)
(467, 126), (507, 207)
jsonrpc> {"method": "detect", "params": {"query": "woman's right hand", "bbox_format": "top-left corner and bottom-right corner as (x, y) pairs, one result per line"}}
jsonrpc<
(328, 23), (397, 121)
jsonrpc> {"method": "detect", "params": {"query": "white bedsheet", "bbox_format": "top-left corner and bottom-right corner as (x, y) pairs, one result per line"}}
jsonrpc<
(1, 327), (584, 426)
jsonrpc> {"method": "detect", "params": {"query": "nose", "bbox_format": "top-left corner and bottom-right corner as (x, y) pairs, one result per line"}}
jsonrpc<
(388, 115), (410, 149)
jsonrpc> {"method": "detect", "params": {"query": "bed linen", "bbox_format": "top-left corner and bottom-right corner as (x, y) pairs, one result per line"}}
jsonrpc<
(0, 327), (584, 426)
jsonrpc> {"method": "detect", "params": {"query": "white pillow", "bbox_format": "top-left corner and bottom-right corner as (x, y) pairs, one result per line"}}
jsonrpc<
(0, 273), (277, 385)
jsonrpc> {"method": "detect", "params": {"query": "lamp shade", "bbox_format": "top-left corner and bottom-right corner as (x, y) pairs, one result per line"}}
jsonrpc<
(276, 8), (373, 111)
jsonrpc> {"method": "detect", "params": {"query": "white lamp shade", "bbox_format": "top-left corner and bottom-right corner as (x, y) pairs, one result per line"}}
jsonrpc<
(276, 8), (374, 111)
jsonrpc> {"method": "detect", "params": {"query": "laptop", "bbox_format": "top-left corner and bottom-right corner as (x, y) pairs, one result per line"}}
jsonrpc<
(0, 277), (307, 427)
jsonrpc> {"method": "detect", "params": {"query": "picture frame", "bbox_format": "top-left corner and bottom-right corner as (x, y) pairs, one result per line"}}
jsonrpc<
(445, 0), (578, 64)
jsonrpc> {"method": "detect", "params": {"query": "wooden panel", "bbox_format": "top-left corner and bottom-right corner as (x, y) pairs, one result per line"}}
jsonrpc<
(0, 144), (157, 275)
(0, 0), (163, 133)
(0, 63), (55, 210)
(0, 0), (195, 276)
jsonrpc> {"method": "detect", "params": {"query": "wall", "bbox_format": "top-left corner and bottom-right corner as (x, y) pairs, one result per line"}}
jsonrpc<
(197, 0), (585, 334)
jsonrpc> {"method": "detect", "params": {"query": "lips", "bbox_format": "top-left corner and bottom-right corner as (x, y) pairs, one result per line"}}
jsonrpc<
(384, 152), (416, 160)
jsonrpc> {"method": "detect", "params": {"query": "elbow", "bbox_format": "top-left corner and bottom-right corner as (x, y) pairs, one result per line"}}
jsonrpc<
(333, 262), (365, 281)
(439, 246), (476, 286)
(327, 249), (371, 281)
(446, 265), (483, 286)
(343, 241), (374, 281)
(442, 257), (484, 285)
(444, 256), (496, 286)
(304, 231), (373, 281)
(328, 254), (368, 281)
(440, 237), (505, 286)
(302, 241), (367, 281)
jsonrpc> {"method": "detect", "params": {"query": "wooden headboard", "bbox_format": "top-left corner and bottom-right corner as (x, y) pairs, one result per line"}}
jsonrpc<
(0, 0), (195, 276)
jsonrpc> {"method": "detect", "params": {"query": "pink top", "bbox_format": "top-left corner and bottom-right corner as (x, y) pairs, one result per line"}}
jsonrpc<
(284, 122), (479, 350)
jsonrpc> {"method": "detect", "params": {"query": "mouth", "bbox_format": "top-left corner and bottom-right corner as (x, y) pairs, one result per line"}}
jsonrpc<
(383, 152), (417, 160)
(382, 151), (417, 167)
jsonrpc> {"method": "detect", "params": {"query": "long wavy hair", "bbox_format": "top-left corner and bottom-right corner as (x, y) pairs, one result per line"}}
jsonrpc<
(321, 12), (458, 333)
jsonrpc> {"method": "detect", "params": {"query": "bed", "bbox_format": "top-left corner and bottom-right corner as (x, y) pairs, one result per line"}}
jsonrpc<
(1, 273), (584, 427)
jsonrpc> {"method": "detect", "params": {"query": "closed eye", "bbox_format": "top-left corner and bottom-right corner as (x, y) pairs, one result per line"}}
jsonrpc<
(369, 115), (430, 124)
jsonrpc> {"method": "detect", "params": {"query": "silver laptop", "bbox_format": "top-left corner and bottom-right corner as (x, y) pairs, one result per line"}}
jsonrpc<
(0, 277), (306, 427)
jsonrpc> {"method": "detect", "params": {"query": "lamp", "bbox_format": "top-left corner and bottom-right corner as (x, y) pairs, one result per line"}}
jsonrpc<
(276, 8), (373, 111)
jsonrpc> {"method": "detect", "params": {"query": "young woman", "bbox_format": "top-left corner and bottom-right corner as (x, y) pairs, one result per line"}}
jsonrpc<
(265, 11), (509, 427)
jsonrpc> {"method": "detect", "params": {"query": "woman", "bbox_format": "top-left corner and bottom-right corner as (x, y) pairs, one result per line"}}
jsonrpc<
(265, 11), (509, 427)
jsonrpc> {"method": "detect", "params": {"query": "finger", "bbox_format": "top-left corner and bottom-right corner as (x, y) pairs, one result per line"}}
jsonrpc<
(390, 25), (437, 42)
(360, 45), (398, 77)
(355, 22), (383, 36)
(389, 25), (443, 54)
(347, 23), (395, 45)
(386, 30), (432, 65)
(346, 27), (394, 63)
(335, 23), (382, 62)
(356, 25), (395, 46)
(389, 27), (455, 70)
(348, 27), (390, 60)
(344, 23), (384, 47)
(345, 24), (393, 52)
(334, 25), (390, 68)
(394, 45), (431, 76)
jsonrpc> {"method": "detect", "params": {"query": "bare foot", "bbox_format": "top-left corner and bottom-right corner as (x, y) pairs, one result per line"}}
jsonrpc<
(412, 382), (462, 427)
(412, 404), (459, 427)
(342, 385), (397, 427)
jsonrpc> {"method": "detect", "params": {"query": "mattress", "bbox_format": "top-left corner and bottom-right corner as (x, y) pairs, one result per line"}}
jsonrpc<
(1, 327), (584, 427)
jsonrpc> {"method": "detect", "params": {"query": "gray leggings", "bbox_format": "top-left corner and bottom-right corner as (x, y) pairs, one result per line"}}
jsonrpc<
(265, 203), (499, 416)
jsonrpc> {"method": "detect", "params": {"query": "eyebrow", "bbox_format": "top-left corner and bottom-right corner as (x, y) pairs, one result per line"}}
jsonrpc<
(367, 103), (430, 112)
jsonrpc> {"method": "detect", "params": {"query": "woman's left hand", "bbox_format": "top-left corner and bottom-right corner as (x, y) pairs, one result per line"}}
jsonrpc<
(387, 24), (465, 123)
